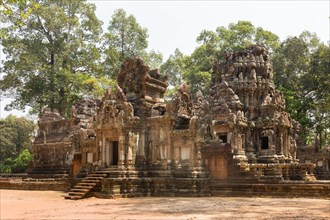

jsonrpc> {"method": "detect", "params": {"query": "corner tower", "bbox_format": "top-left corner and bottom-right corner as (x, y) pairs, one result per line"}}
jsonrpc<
(211, 45), (294, 165)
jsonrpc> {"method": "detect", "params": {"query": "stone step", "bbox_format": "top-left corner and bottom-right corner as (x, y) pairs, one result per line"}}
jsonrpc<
(77, 182), (97, 186)
(81, 179), (101, 183)
(65, 195), (83, 200)
(72, 186), (90, 191)
(94, 170), (122, 174)
(75, 185), (95, 189)
(85, 177), (105, 180)
(69, 191), (86, 196)
(65, 171), (107, 200)
(87, 173), (107, 177)
(70, 188), (90, 192)
(74, 185), (94, 189)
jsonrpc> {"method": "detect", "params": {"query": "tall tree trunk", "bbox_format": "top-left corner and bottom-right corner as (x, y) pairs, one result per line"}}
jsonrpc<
(49, 52), (56, 112)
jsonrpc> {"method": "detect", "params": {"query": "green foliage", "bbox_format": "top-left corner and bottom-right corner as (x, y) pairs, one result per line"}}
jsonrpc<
(102, 9), (163, 79)
(12, 149), (32, 173)
(0, 149), (32, 173)
(0, 115), (34, 173)
(140, 50), (163, 70)
(1, 5), (163, 117)
(161, 48), (212, 97)
(0, 0), (40, 38)
(102, 8), (146, 78)
(273, 31), (330, 148)
(0, 158), (13, 173)
(162, 21), (279, 96)
(160, 49), (185, 87)
(81, 75), (116, 98)
(0, 0), (103, 117)
(206, 21), (280, 55)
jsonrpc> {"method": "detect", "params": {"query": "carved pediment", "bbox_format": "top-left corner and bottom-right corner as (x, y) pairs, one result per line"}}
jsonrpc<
(95, 87), (133, 128)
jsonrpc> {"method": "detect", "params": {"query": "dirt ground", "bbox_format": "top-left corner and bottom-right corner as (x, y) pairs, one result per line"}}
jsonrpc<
(0, 190), (329, 220)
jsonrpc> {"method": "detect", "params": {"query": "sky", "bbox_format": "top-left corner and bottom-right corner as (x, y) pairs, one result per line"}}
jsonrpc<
(92, 0), (329, 59)
(0, 0), (329, 119)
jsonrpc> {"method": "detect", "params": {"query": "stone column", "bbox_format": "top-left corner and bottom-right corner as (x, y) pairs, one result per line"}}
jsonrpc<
(118, 134), (125, 169)
(173, 145), (180, 168)
(102, 136), (106, 167)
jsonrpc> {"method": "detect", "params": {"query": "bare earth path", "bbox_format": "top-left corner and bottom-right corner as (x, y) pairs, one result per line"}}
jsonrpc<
(1, 190), (329, 220)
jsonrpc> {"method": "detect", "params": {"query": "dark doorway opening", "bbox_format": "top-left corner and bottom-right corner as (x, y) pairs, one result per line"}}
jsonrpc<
(218, 133), (227, 144)
(112, 141), (118, 165)
(261, 136), (269, 149)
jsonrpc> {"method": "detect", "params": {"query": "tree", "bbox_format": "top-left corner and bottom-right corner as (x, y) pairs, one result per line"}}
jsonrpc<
(273, 34), (313, 139)
(162, 21), (280, 96)
(160, 48), (185, 88)
(305, 43), (330, 149)
(0, 115), (35, 161)
(0, 149), (32, 173)
(0, 0), (40, 38)
(140, 49), (163, 70)
(273, 31), (330, 149)
(0, 0), (103, 117)
(102, 8), (147, 78)
(102, 8), (162, 79)
(198, 21), (280, 59)
(0, 115), (35, 172)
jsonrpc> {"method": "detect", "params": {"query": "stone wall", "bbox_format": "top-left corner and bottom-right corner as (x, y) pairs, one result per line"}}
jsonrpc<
(0, 178), (69, 191)
(211, 181), (330, 198)
(297, 147), (330, 179)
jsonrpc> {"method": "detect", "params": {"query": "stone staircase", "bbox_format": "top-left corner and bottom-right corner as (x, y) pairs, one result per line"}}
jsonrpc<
(65, 173), (107, 200)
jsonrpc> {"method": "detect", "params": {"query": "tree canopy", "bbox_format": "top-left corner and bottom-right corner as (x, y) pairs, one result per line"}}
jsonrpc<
(102, 8), (163, 79)
(161, 21), (280, 95)
(273, 31), (330, 148)
(0, 115), (34, 173)
(0, 0), (103, 117)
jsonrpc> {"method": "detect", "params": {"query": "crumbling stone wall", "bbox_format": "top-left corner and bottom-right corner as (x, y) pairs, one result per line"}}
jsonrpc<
(297, 147), (330, 179)
(29, 110), (73, 176)
(71, 98), (100, 173)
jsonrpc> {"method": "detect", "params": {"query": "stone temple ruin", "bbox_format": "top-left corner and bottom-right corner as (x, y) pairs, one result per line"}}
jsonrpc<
(28, 45), (328, 199)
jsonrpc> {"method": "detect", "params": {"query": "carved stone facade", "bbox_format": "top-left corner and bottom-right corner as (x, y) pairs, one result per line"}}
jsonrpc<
(207, 45), (299, 180)
(31, 46), (322, 196)
(29, 110), (73, 177)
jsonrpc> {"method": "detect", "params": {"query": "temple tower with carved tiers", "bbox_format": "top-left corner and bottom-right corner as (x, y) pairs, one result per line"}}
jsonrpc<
(206, 45), (296, 179)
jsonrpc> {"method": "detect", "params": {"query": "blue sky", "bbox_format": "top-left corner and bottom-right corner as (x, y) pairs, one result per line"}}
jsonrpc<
(0, 0), (329, 119)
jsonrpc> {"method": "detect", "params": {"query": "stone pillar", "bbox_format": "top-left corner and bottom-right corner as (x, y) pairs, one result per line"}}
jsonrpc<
(118, 135), (125, 169)
(102, 136), (106, 167)
(127, 132), (138, 168)
(166, 122), (172, 167)
(276, 131), (285, 163)
(127, 145), (133, 166)
(194, 142), (203, 167)
(173, 146), (180, 168)
(135, 129), (146, 167)
(285, 130), (290, 158)
(139, 131), (145, 157)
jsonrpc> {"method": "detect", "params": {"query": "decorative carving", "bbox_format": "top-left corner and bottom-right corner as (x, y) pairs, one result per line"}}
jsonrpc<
(31, 46), (313, 189)
(172, 83), (193, 129)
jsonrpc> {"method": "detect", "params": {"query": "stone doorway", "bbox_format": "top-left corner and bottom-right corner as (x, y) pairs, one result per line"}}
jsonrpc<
(105, 140), (119, 167)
